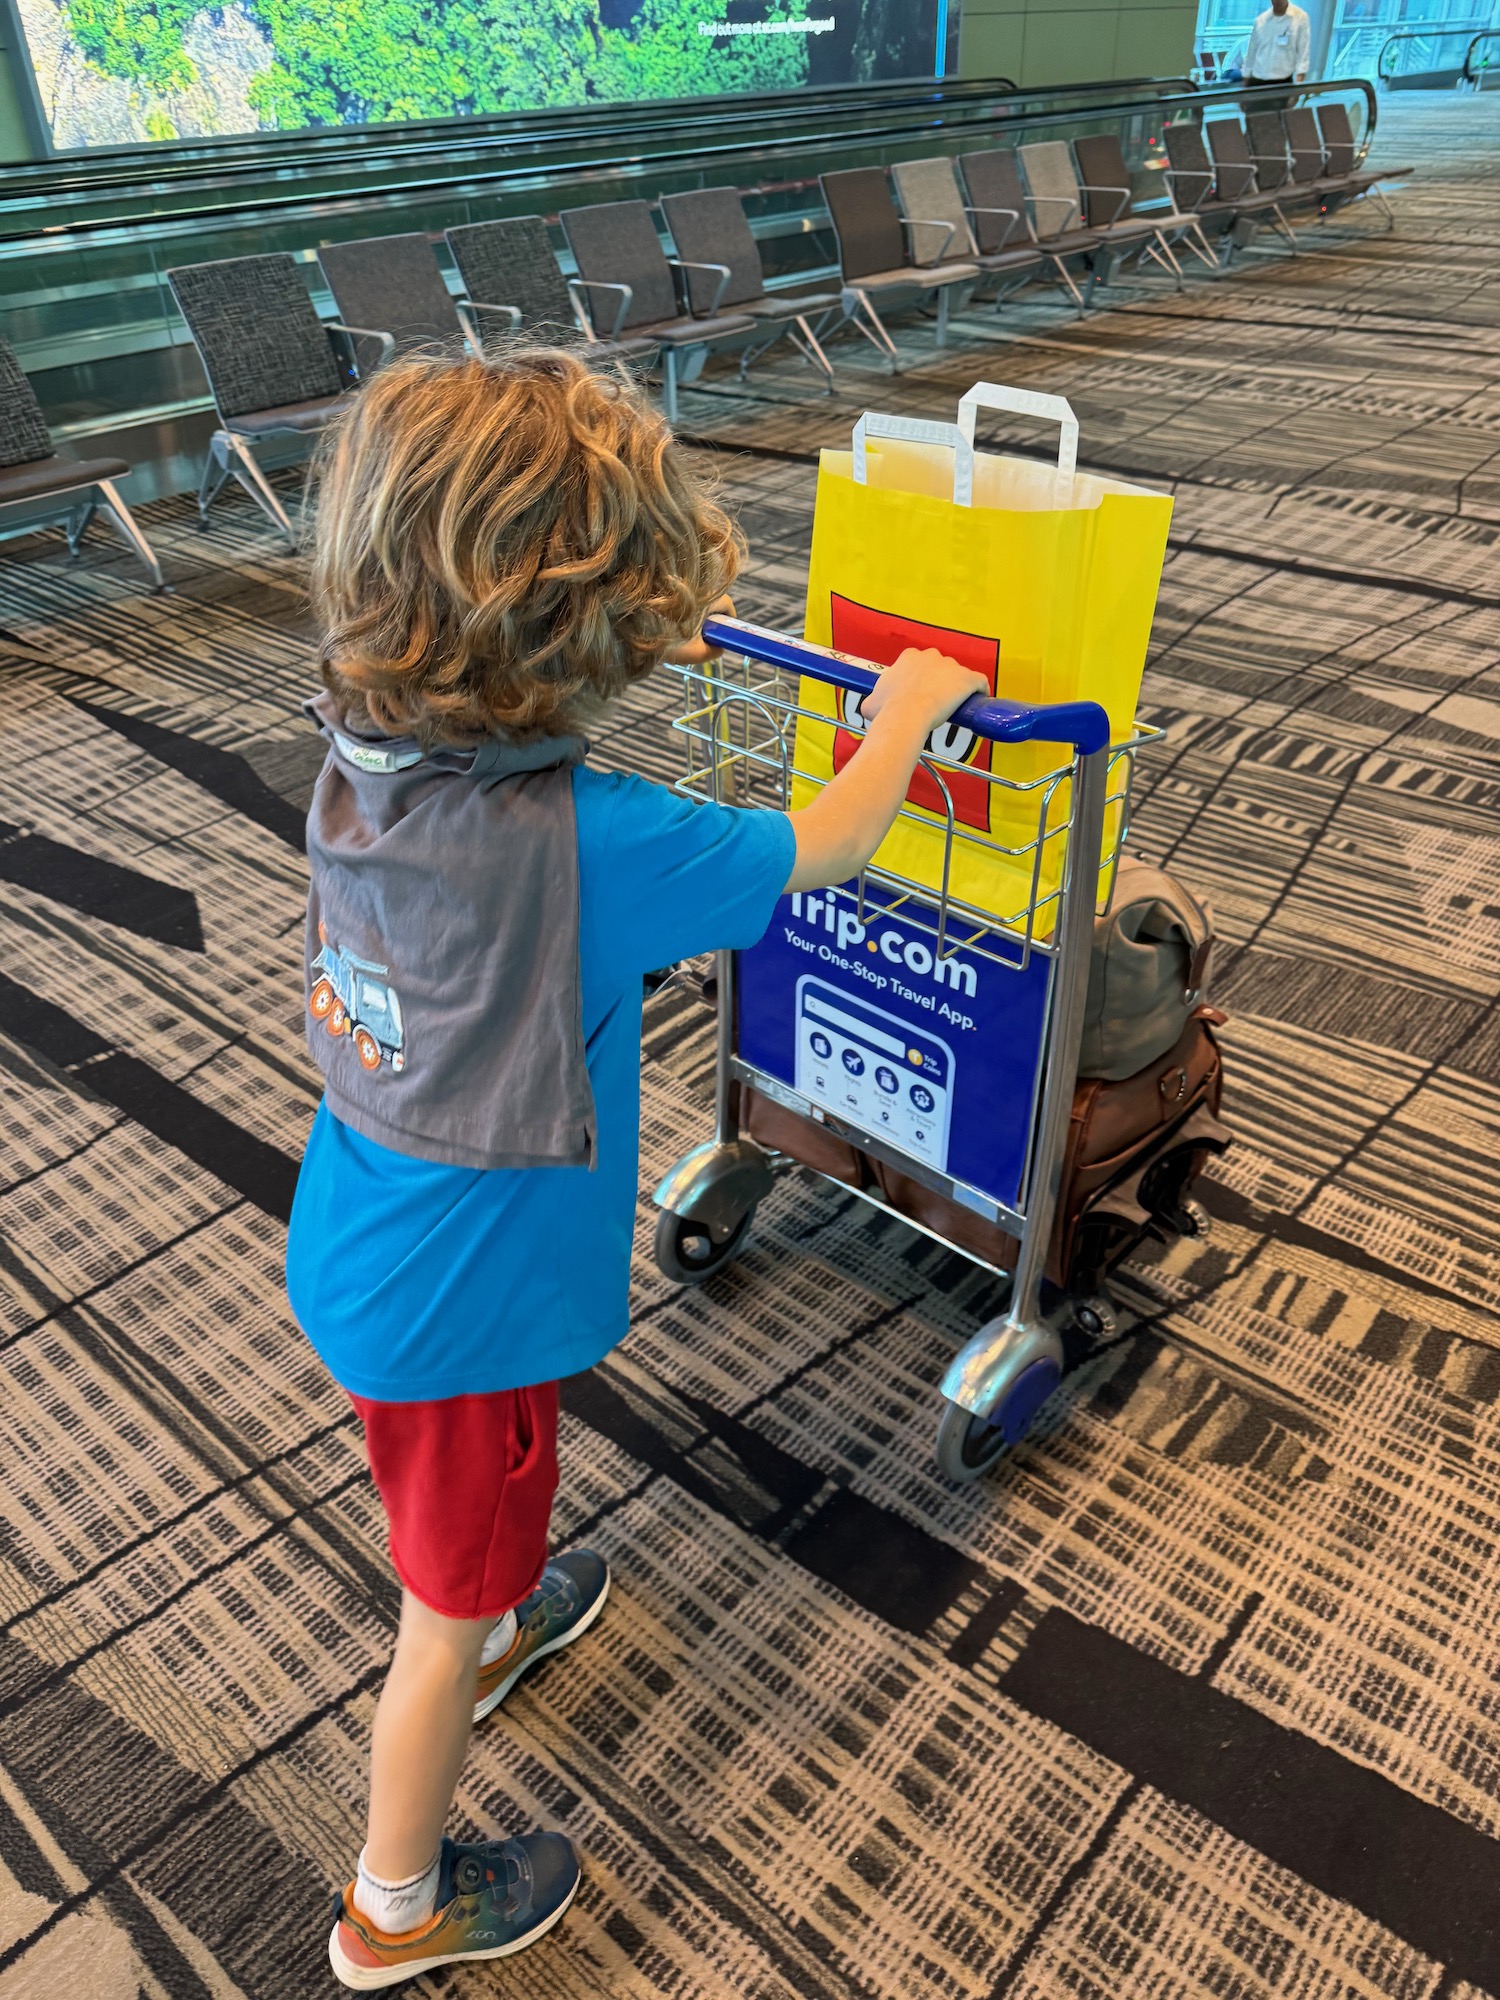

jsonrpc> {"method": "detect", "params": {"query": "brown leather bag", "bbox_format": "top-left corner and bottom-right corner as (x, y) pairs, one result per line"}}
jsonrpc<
(1053, 1005), (1227, 1294)
(743, 1007), (1229, 1297)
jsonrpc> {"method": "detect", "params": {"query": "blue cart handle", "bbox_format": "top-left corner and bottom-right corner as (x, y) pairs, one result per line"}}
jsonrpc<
(700, 616), (1110, 756)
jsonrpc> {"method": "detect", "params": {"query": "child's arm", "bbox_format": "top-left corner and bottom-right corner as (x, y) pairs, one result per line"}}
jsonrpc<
(788, 648), (989, 892)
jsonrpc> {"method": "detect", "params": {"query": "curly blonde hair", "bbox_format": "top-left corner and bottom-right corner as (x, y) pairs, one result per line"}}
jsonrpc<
(310, 348), (740, 743)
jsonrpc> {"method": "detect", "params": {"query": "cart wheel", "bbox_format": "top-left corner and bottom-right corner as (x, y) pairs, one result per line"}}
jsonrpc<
(654, 1206), (753, 1286)
(1073, 1295), (1118, 1341)
(935, 1400), (1011, 1483)
(935, 1355), (1062, 1485)
(310, 978), (335, 1021)
(1176, 1197), (1212, 1240)
(353, 1026), (381, 1071)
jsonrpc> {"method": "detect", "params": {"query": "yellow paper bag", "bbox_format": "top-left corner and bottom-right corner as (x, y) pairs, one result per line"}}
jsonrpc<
(791, 386), (1172, 934)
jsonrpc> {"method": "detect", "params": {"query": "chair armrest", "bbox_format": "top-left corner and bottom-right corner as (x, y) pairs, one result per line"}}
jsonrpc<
(1215, 162), (1258, 200)
(963, 203), (1024, 249)
(568, 276), (632, 341)
(455, 299), (523, 352)
(667, 258), (732, 317)
(899, 216), (958, 265)
(1076, 182), (1133, 227)
(1163, 168), (1214, 212)
(1027, 193), (1081, 236)
(326, 323), (395, 381)
(1288, 144), (1326, 175)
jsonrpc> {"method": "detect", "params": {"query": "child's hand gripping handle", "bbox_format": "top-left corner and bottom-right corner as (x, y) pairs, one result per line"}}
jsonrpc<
(700, 616), (1111, 756)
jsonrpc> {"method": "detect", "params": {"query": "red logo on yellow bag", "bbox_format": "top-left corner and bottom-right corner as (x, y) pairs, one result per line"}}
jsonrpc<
(829, 594), (999, 832)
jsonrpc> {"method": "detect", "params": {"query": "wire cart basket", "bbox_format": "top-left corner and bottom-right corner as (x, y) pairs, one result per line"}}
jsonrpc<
(653, 613), (1164, 1482)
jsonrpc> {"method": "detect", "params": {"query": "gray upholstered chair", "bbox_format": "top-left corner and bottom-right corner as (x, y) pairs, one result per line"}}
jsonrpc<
(317, 233), (466, 355)
(1317, 102), (1409, 225)
(1013, 140), (1102, 256)
(658, 188), (841, 387)
(443, 216), (658, 364)
(892, 156), (1062, 312)
(167, 253), (378, 545)
(964, 148), (1104, 308)
(1163, 118), (1260, 248)
(1245, 111), (1295, 198)
(1072, 132), (1218, 278)
(1282, 108), (1328, 193)
(818, 167), (978, 362)
(1283, 105), (1399, 225)
(0, 338), (163, 591)
(1018, 139), (1177, 302)
(558, 200), (756, 420)
(1205, 121), (1298, 249)
(957, 149), (1089, 310)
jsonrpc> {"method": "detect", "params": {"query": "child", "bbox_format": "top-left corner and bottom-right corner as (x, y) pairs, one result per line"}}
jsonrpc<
(284, 349), (985, 1990)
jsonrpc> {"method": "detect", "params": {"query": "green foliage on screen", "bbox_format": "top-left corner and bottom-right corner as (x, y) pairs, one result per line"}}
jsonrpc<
(61, 0), (813, 130)
(67, 0), (205, 92)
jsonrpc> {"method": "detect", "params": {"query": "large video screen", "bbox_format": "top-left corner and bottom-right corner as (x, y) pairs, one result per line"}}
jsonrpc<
(14, 0), (958, 151)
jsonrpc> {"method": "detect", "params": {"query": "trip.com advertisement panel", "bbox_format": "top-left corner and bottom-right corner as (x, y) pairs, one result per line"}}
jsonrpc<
(16, 0), (959, 151)
(737, 879), (1051, 1215)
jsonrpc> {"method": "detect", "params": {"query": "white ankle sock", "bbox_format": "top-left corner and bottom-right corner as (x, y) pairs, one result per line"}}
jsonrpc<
(480, 1607), (519, 1666)
(354, 1848), (441, 1935)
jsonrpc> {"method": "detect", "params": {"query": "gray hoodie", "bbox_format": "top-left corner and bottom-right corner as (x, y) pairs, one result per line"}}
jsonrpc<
(302, 691), (597, 1170)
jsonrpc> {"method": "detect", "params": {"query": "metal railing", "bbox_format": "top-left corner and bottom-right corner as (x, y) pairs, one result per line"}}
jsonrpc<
(1465, 27), (1500, 80)
(0, 71), (1379, 477)
(1377, 24), (1492, 85)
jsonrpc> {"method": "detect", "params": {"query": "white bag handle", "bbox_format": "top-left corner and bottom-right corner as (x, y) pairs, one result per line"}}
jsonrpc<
(957, 383), (1079, 483)
(852, 411), (974, 507)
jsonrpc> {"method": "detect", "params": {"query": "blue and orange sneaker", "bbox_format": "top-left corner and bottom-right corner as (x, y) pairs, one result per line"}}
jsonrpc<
(473, 1549), (610, 1723)
(329, 1832), (580, 1989)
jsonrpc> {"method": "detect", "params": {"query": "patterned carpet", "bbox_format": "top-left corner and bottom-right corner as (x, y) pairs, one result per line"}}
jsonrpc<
(2, 91), (1499, 2000)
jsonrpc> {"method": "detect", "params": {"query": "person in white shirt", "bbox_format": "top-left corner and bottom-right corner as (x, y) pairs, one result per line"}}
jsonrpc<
(1241, 0), (1311, 84)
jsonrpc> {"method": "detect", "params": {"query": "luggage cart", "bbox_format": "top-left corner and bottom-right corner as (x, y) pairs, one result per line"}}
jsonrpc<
(653, 614), (1161, 1482)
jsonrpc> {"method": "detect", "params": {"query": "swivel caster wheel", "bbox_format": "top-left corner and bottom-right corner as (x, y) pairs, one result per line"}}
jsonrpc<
(653, 1205), (754, 1286)
(1072, 1295), (1118, 1341)
(1176, 1197), (1212, 1240)
(934, 1309), (1065, 1484)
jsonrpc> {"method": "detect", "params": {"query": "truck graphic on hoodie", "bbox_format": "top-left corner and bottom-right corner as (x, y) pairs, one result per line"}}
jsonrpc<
(309, 922), (407, 1073)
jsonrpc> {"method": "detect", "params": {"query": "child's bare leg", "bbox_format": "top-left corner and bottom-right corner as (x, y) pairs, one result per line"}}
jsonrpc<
(365, 1590), (491, 1882)
(330, 1564), (598, 1986)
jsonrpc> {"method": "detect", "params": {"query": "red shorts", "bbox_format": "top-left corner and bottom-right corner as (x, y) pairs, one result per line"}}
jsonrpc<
(350, 1382), (558, 1621)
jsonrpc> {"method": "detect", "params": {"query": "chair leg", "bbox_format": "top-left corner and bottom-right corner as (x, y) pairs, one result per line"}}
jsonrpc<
(792, 313), (836, 388)
(1146, 234), (1187, 290)
(225, 432), (297, 547)
(65, 494), (98, 555)
(935, 284), (950, 347)
(1269, 202), (1299, 252)
(198, 431), (233, 519)
(94, 480), (166, 592)
(1185, 220), (1221, 270)
(845, 288), (900, 367)
(661, 348), (680, 424)
(1044, 255), (1087, 314)
(738, 328), (782, 380)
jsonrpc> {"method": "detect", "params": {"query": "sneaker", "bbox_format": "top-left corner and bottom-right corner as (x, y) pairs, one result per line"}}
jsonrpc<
(328, 1832), (579, 1990)
(473, 1549), (610, 1723)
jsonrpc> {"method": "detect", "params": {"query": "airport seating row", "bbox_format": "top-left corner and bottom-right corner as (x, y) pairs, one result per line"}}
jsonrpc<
(0, 101), (1407, 580)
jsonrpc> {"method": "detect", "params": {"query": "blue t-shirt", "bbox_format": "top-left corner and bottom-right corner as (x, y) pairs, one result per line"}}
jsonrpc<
(285, 768), (795, 1402)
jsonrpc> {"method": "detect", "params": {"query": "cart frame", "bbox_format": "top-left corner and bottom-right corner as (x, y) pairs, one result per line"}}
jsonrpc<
(653, 613), (1162, 1479)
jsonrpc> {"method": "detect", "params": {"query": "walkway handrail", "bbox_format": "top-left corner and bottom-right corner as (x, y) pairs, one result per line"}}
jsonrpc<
(1377, 23), (1490, 78)
(0, 73), (1380, 253)
(1465, 28), (1500, 80)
